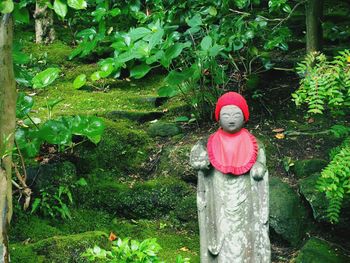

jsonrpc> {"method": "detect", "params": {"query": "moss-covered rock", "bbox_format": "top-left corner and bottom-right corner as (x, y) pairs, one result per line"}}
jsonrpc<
(76, 176), (196, 221)
(299, 174), (329, 222)
(147, 121), (182, 137)
(157, 144), (197, 183)
(74, 119), (151, 174)
(294, 237), (350, 263)
(269, 177), (311, 247)
(27, 161), (77, 191)
(299, 173), (350, 228)
(293, 159), (328, 179)
(11, 231), (108, 263)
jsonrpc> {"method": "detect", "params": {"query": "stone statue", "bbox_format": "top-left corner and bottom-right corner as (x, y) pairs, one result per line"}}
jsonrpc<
(190, 92), (270, 263)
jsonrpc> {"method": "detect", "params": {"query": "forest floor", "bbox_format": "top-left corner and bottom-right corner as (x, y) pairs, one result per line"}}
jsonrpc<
(10, 27), (350, 262)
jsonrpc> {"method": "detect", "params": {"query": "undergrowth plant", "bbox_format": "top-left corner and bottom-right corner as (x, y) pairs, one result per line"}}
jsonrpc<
(294, 50), (350, 224)
(316, 136), (350, 224)
(82, 237), (190, 263)
(293, 50), (350, 115)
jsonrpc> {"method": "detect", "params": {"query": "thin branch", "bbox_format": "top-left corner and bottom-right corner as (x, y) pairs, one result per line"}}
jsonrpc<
(273, 1), (306, 30)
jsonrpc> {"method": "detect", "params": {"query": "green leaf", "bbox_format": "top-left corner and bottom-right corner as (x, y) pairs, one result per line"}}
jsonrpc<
(175, 116), (189, 122)
(208, 6), (217, 16)
(73, 74), (87, 89)
(71, 116), (105, 144)
(129, 27), (151, 41)
(0, 0), (14, 14)
(53, 0), (68, 18)
(148, 29), (164, 50)
(90, 71), (101, 81)
(99, 62), (114, 78)
(186, 14), (202, 28)
(39, 120), (72, 145)
(67, 0), (87, 10)
(32, 68), (61, 89)
(161, 43), (189, 68)
(13, 4), (29, 23)
(76, 178), (88, 186)
(16, 92), (34, 118)
(201, 36), (212, 51)
(158, 86), (179, 97)
(130, 64), (151, 79)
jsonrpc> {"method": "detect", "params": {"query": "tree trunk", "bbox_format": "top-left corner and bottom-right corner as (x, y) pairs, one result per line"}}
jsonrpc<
(305, 0), (323, 52)
(34, 1), (55, 44)
(0, 14), (16, 263)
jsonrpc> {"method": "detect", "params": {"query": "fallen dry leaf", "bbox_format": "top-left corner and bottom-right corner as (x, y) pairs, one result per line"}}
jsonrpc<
(109, 232), (117, 241)
(275, 133), (285, 139)
(272, 128), (285, 133)
(180, 247), (190, 252)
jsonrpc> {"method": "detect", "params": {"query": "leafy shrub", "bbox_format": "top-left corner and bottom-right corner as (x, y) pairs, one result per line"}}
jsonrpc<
(317, 137), (350, 223)
(82, 237), (190, 263)
(293, 50), (350, 115)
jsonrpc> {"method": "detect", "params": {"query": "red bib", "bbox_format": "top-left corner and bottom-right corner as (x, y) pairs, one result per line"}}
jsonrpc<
(207, 128), (258, 175)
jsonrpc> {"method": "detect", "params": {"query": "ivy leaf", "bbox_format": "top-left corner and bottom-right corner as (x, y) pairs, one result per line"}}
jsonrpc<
(67, 0), (87, 10)
(16, 92), (34, 118)
(32, 68), (61, 89)
(73, 74), (87, 89)
(130, 64), (151, 79)
(53, 0), (68, 18)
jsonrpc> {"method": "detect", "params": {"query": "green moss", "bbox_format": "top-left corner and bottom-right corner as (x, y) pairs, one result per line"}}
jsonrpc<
(74, 118), (151, 174)
(269, 177), (311, 247)
(24, 41), (73, 66)
(293, 159), (328, 179)
(10, 245), (44, 263)
(147, 121), (182, 137)
(76, 176), (196, 221)
(295, 237), (350, 263)
(10, 214), (62, 243)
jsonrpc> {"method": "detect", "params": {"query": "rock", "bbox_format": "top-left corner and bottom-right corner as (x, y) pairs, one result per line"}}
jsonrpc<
(157, 144), (197, 183)
(76, 176), (196, 222)
(299, 173), (350, 229)
(293, 159), (328, 179)
(299, 174), (329, 222)
(27, 161), (77, 191)
(269, 177), (311, 246)
(11, 231), (108, 263)
(105, 110), (164, 123)
(294, 237), (350, 263)
(74, 119), (151, 174)
(147, 121), (182, 137)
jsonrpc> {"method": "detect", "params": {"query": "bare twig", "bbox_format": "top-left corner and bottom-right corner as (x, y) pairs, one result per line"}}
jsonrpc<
(273, 1), (306, 30)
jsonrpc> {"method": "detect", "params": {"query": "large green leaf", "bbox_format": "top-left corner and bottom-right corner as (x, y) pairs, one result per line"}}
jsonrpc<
(130, 64), (151, 79)
(0, 0), (14, 14)
(71, 116), (105, 144)
(32, 68), (61, 89)
(148, 29), (164, 50)
(16, 92), (34, 118)
(39, 120), (72, 145)
(161, 43), (189, 68)
(67, 0), (87, 10)
(53, 0), (68, 18)
(73, 74), (87, 89)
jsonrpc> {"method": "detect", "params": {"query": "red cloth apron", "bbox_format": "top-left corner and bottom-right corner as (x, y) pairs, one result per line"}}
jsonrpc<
(207, 128), (258, 175)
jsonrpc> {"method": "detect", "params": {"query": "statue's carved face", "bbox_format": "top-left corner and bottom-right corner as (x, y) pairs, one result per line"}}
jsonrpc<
(219, 105), (244, 134)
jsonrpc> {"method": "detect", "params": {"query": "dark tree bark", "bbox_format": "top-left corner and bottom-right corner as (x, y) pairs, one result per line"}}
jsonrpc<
(305, 0), (324, 52)
(34, 1), (55, 44)
(0, 14), (16, 263)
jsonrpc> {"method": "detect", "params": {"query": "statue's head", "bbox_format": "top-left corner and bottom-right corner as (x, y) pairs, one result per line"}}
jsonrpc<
(215, 92), (249, 134)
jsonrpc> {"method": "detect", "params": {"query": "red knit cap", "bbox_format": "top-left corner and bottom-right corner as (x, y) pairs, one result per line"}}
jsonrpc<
(215, 92), (249, 121)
